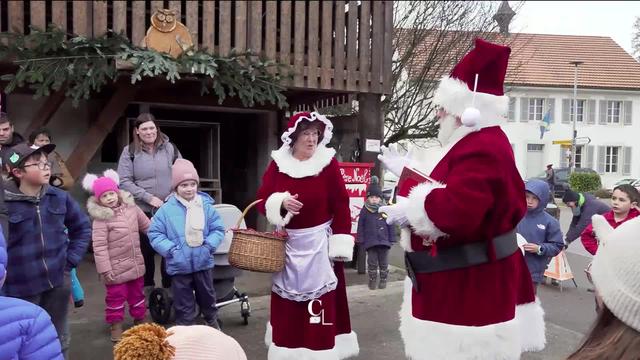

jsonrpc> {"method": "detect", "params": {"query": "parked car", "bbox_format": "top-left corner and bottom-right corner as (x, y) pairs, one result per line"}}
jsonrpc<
(530, 167), (598, 199)
(613, 178), (638, 188)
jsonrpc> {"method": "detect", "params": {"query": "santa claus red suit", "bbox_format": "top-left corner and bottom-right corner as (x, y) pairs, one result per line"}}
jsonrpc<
(379, 39), (545, 359)
(256, 112), (359, 359)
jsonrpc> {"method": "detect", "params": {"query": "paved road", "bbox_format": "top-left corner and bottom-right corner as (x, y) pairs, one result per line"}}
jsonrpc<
(68, 203), (598, 359)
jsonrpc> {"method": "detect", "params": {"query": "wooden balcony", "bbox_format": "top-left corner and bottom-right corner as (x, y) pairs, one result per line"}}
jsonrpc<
(1, 1), (393, 95)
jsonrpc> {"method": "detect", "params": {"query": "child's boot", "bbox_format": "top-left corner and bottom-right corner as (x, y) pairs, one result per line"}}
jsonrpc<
(368, 270), (378, 290)
(379, 269), (389, 289)
(110, 322), (123, 342)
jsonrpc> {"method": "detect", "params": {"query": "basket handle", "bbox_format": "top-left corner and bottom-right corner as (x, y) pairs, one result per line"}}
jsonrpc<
(236, 199), (264, 229)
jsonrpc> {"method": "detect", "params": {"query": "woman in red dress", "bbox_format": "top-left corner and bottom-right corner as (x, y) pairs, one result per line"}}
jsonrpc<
(257, 112), (359, 359)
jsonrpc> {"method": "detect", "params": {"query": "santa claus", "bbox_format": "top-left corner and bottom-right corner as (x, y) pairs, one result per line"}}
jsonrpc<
(378, 38), (545, 359)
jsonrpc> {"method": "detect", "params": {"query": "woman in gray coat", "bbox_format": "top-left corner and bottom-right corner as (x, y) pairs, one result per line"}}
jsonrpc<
(116, 113), (181, 291)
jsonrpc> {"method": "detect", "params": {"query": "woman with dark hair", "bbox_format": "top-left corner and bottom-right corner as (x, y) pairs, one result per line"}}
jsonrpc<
(117, 113), (181, 292)
(568, 215), (640, 359)
(27, 127), (75, 190)
(257, 112), (359, 359)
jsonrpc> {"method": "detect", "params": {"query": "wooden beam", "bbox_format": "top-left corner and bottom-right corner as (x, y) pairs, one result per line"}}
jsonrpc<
(24, 89), (67, 136)
(66, 81), (138, 178)
(357, 93), (383, 178)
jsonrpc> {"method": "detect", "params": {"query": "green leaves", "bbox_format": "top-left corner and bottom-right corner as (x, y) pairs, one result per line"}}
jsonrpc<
(0, 26), (290, 108)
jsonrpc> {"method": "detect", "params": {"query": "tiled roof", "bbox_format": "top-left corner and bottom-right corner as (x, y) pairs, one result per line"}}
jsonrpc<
(400, 30), (640, 90)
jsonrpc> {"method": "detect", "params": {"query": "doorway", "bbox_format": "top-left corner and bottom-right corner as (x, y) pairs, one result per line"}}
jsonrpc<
(526, 143), (544, 178)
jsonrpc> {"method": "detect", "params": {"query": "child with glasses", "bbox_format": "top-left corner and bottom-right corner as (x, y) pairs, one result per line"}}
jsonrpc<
(2, 143), (91, 357)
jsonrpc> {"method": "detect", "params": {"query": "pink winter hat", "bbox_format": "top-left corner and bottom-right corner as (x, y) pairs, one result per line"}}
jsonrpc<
(171, 159), (199, 189)
(82, 169), (119, 199)
(166, 325), (247, 360)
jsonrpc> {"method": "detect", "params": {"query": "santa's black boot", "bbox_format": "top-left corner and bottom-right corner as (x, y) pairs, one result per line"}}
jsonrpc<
(368, 271), (378, 290)
(379, 269), (389, 289)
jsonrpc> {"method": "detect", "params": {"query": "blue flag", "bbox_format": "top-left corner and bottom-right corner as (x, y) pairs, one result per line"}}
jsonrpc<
(539, 108), (552, 139)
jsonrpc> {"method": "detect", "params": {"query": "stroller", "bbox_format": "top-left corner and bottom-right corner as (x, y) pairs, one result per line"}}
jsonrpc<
(148, 204), (251, 325)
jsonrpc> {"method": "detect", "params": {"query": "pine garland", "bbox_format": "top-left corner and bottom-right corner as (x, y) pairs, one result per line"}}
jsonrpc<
(0, 26), (290, 108)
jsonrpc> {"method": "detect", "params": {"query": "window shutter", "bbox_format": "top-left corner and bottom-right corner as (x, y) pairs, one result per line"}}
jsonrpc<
(547, 98), (556, 123)
(508, 98), (516, 122)
(587, 100), (596, 124)
(562, 99), (570, 124)
(622, 146), (632, 175)
(597, 146), (606, 173)
(623, 101), (632, 125)
(585, 145), (595, 170)
(520, 97), (529, 122)
(599, 100), (607, 124)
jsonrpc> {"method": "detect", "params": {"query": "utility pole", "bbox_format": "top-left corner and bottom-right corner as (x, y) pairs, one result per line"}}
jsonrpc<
(569, 61), (583, 174)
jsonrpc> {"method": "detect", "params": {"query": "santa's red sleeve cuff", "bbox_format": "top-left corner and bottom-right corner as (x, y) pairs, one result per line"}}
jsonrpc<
(406, 182), (448, 240)
(329, 234), (354, 262)
(265, 191), (292, 227)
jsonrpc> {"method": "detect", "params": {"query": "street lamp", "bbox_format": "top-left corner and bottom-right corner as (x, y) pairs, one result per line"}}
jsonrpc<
(569, 61), (583, 174)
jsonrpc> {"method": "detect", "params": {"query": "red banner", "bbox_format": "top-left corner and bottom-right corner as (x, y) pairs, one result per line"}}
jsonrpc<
(339, 162), (375, 238)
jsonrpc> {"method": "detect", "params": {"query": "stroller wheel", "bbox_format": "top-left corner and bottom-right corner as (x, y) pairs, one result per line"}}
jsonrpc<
(149, 288), (172, 324)
(240, 296), (251, 326)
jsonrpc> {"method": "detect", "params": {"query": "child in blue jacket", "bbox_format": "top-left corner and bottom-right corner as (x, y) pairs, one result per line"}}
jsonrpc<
(517, 179), (564, 294)
(148, 159), (225, 328)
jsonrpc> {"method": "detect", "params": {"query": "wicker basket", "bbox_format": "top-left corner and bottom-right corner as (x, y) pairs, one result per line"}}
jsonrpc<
(228, 199), (287, 273)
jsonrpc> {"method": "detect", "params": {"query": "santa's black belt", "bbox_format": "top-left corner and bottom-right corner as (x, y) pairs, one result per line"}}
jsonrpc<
(404, 230), (518, 292)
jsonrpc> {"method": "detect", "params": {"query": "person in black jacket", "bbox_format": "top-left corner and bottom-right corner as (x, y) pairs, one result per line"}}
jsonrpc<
(562, 189), (611, 246)
(0, 113), (25, 176)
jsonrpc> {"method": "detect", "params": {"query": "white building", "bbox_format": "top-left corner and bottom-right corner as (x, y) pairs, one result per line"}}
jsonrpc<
(500, 33), (640, 188)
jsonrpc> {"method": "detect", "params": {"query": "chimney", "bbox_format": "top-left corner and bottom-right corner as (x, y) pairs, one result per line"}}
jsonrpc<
(493, 1), (515, 35)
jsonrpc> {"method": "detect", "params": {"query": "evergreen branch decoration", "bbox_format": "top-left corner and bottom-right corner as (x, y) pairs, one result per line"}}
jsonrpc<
(0, 26), (290, 108)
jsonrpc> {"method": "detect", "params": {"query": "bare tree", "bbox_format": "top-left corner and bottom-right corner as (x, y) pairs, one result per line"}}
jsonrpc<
(633, 16), (640, 60)
(384, 1), (524, 146)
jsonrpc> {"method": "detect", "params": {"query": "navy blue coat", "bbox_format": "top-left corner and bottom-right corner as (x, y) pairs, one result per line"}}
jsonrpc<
(3, 182), (91, 297)
(357, 205), (395, 250)
(0, 296), (63, 359)
(517, 180), (564, 283)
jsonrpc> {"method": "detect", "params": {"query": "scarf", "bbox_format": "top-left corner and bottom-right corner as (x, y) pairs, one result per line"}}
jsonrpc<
(175, 194), (205, 247)
(364, 202), (382, 213)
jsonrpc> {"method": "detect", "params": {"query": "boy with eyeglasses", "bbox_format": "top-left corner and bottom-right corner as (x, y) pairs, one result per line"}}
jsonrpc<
(2, 143), (91, 357)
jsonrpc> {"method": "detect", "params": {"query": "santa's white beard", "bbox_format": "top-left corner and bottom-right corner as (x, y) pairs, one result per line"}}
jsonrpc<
(437, 114), (460, 146)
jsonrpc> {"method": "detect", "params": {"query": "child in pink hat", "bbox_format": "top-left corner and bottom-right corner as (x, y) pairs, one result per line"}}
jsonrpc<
(83, 169), (151, 342)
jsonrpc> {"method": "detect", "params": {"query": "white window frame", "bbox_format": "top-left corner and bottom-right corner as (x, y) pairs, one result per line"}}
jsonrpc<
(570, 99), (585, 122)
(528, 98), (544, 122)
(605, 146), (620, 173)
(607, 101), (622, 124)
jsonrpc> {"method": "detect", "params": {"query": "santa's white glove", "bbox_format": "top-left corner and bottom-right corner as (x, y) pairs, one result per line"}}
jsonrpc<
(377, 144), (413, 178)
(379, 196), (409, 226)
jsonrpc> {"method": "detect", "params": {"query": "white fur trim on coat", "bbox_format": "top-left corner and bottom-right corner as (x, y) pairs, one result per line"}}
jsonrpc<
(86, 190), (135, 221)
(328, 234), (354, 262)
(516, 298), (546, 352)
(265, 192), (293, 227)
(265, 322), (359, 360)
(271, 145), (336, 179)
(405, 182), (448, 240)
(433, 76), (509, 129)
(399, 278), (521, 360)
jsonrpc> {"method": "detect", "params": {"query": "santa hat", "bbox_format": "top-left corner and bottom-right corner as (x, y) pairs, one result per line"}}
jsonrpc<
(590, 215), (640, 332)
(172, 159), (200, 189)
(433, 38), (511, 128)
(82, 169), (120, 199)
(280, 111), (334, 148)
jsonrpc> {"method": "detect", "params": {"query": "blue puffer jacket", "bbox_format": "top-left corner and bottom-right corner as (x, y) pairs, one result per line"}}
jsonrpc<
(148, 192), (225, 275)
(517, 180), (564, 283)
(3, 182), (91, 297)
(0, 296), (63, 359)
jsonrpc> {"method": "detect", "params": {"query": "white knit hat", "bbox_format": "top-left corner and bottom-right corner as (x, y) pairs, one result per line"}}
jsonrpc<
(167, 325), (247, 360)
(590, 214), (640, 332)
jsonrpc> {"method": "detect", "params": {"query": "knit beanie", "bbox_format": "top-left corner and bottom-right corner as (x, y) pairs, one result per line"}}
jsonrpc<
(562, 189), (580, 204)
(166, 325), (248, 360)
(172, 159), (200, 190)
(366, 183), (383, 199)
(82, 169), (120, 199)
(590, 215), (640, 332)
(0, 229), (7, 286)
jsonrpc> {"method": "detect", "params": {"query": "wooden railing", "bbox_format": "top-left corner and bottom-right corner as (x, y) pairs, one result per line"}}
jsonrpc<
(1, 1), (393, 94)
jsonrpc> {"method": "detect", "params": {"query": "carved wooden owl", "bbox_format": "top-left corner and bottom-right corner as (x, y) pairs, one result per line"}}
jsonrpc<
(143, 8), (194, 58)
